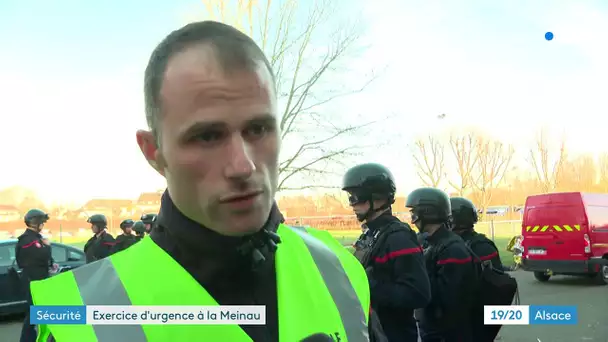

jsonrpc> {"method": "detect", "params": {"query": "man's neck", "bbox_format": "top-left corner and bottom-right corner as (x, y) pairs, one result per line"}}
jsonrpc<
(96, 231), (105, 238)
(364, 208), (388, 224)
(426, 224), (442, 236)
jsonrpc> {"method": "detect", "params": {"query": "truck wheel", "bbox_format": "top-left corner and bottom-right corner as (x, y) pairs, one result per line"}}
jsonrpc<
(534, 271), (551, 282)
(594, 265), (608, 285)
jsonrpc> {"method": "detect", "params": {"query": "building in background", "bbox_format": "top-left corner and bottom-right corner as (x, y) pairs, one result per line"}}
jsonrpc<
(0, 205), (20, 222)
(78, 199), (134, 220)
(134, 192), (162, 215)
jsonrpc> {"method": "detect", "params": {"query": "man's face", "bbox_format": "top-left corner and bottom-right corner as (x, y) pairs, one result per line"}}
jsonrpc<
(144, 223), (151, 232)
(347, 191), (370, 216)
(136, 45), (279, 237)
(124, 227), (133, 234)
(351, 201), (370, 218)
(90, 224), (99, 234)
(409, 208), (423, 231)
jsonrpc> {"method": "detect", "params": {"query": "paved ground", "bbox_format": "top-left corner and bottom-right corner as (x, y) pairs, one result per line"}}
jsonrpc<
(1, 270), (605, 341)
(499, 271), (608, 342)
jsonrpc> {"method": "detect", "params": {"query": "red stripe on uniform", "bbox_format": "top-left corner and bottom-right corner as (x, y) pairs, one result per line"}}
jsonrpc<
(374, 247), (423, 263)
(478, 252), (498, 261)
(22, 241), (38, 248)
(437, 256), (472, 265)
(103, 242), (116, 246)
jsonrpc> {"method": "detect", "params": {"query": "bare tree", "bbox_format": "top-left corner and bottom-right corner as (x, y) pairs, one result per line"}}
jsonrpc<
(472, 137), (514, 219)
(448, 133), (479, 196)
(599, 153), (608, 192)
(411, 135), (446, 187)
(528, 129), (567, 192)
(200, 0), (380, 190)
(558, 154), (597, 192)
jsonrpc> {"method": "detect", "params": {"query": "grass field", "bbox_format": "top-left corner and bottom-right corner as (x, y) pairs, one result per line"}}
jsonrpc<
(64, 228), (515, 267)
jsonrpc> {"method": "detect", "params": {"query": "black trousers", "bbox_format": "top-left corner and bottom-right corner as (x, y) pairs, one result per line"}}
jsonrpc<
(20, 282), (36, 342)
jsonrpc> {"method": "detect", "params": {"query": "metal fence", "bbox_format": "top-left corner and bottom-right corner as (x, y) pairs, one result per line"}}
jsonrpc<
(284, 214), (523, 238)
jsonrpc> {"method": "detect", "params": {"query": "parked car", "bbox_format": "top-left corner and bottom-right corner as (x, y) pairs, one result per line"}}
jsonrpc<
(0, 239), (86, 315)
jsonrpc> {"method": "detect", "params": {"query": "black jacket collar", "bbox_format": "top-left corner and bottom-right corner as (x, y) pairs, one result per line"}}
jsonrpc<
(363, 210), (398, 232)
(151, 190), (284, 280)
(427, 225), (451, 245)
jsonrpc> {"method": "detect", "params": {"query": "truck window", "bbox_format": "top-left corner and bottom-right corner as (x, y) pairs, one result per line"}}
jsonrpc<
(526, 206), (585, 224)
(584, 206), (608, 228)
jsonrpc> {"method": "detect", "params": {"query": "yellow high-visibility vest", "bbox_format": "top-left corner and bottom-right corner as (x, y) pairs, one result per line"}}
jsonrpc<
(31, 224), (370, 341)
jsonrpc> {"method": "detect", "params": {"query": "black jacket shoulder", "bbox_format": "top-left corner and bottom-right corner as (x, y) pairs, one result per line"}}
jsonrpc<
(467, 232), (503, 269)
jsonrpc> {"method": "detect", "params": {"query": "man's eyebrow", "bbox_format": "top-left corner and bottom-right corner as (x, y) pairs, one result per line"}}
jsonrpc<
(179, 121), (225, 139)
(179, 114), (276, 137)
(246, 113), (276, 125)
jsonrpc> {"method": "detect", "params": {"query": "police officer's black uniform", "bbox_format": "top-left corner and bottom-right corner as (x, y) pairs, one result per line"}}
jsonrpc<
(344, 163), (430, 342)
(15, 209), (52, 342)
(406, 188), (478, 342)
(450, 197), (503, 270)
(111, 219), (138, 254)
(450, 197), (505, 341)
(132, 220), (146, 241)
(83, 214), (116, 263)
(141, 213), (157, 234)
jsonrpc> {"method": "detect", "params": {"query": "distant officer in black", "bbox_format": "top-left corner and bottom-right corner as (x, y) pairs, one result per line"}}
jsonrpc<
(132, 220), (146, 241)
(141, 213), (157, 234)
(344, 163), (431, 342)
(83, 214), (116, 263)
(406, 188), (478, 342)
(450, 196), (504, 341)
(450, 197), (503, 269)
(111, 219), (137, 254)
(16, 209), (53, 342)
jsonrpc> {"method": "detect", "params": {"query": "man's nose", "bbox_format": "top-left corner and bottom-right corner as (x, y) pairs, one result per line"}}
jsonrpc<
(224, 134), (256, 180)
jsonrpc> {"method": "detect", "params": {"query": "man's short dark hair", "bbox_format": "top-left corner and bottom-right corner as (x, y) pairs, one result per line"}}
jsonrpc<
(143, 21), (275, 143)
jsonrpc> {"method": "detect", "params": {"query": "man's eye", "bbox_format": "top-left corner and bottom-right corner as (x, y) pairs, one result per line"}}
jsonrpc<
(244, 123), (271, 139)
(194, 131), (224, 143)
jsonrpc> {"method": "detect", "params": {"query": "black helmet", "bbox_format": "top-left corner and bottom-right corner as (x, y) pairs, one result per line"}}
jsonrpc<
(120, 219), (135, 230)
(342, 163), (396, 222)
(342, 163), (396, 203)
(132, 221), (146, 234)
(450, 197), (478, 228)
(141, 213), (157, 224)
(87, 214), (108, 227)
(406, 187), (451, 224)
(24, 209), (49, 226)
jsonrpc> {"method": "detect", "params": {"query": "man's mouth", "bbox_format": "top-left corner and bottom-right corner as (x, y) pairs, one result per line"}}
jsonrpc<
(220, 190), (263, 203)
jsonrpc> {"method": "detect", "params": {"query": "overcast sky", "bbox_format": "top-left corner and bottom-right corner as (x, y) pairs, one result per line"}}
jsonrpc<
(1, 0), (606, 205)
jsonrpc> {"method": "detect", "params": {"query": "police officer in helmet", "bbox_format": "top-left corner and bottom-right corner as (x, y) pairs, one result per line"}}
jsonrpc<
(450, 197), (503, 270)
(141, 213), (157, 234)
(450, 197), (505, 341)
(83, 214), (116, 263)
(344, 163), (430, 342)
(16, 209), (54, 342)
(406, 188), (477, 342)
(132, 220), (146, 241)
(111, 219), (138, 254)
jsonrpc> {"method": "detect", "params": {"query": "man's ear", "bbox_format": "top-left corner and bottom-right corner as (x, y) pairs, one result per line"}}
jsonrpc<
(136, 130), (165, 177)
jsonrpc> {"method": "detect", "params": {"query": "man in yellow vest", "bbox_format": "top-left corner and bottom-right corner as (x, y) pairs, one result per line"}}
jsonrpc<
(30, 20), (380, 342)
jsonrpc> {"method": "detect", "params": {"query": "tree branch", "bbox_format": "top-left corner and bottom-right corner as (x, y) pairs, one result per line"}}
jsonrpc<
(411, 135), (445, 187)
(200, 0), (378, 191)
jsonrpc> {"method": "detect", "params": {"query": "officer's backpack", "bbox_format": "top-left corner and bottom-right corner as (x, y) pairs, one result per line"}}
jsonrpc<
(465, 237), (519, 341)
(465, 237), (519, 305)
